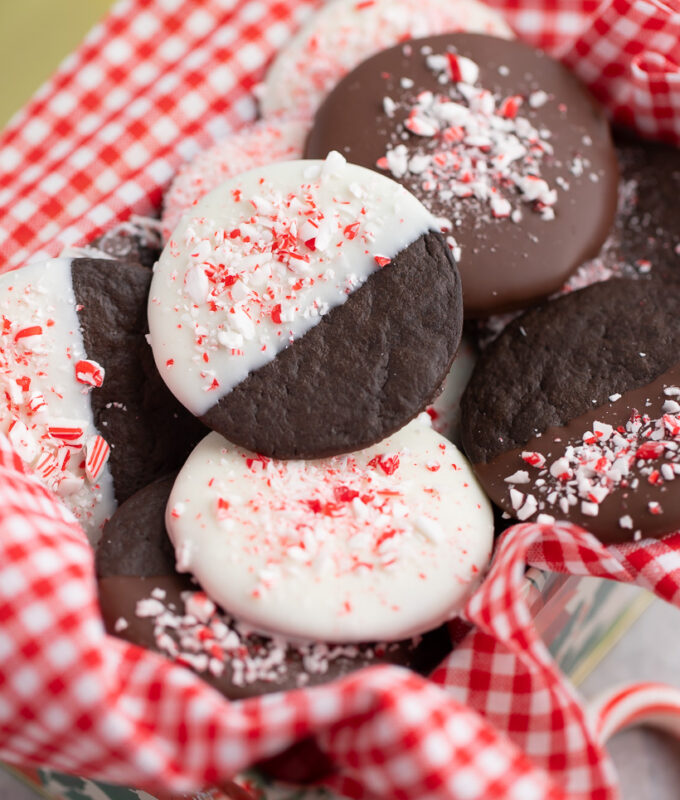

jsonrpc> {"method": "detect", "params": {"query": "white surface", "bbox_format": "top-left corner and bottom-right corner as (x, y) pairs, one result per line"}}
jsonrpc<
(168, 420), (494, 642)
(580, 593), (680, 799)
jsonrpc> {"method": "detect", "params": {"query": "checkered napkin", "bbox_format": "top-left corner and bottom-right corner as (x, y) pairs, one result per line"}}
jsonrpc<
(1, 1), (680, 798)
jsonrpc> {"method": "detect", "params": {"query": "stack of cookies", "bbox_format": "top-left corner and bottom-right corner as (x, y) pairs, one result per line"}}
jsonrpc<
(4, 0), (679, 703)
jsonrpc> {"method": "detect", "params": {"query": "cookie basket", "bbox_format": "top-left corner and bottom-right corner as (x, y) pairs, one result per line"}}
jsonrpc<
(1, 1), (680, 799)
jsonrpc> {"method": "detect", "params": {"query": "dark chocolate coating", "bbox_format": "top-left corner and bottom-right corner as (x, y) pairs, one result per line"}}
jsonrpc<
(305, 33), (619, 317)
(469, 133), (680, 349)
(201, 231), (462, 459)
(97, 478), (452, 698)
(461, 278), (680, 542)
(474, 365), (680, 542)
(72, 259), (207, 503)
(461, 278), (680, 465)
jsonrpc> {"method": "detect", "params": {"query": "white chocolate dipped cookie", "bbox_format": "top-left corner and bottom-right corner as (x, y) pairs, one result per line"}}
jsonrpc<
(161, 117), (309, 240)
(148, 154), (463, 459)
(166, 416), (494, 643)
(260, 0), (513, 117)
(0, 257), (206, 542)
(0, 259), (115, 540)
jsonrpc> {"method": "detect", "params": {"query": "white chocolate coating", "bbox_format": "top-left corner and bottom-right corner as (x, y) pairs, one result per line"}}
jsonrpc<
(260, 0), (514, 117)
(428, 334), (477, 444)
(148, 155), (435, 416)
(161, 118), (309, 240)
(0, 259), (115, 542)
(166, 417), (494, 643)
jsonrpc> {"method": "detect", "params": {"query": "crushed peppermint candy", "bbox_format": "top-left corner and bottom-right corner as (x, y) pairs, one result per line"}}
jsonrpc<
(202, 443), (436, 585)
(0, 261), (112, 538)
(129, 588), (411, 688)
(501, 387), (680, 529)
(75, 359), (105, 388)
(375, 47), (574, 243)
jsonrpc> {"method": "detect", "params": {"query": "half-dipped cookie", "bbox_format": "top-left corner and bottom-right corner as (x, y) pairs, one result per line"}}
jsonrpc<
(96, 470), (460, 699)
(0, 258), (205, 541)
(461, 278), (680, 543)
(149, 154), (463, 459)
(305, 33), (619, 317)
(260, 0), (513, 117)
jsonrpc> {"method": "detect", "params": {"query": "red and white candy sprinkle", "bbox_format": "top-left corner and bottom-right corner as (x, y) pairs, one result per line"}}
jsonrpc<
(75, 359), (105, 388)
(0, 260), (113, 540)
(502, 386), (680, 530)
(128, 587), (412, 688)
(375, 47), (588, 253)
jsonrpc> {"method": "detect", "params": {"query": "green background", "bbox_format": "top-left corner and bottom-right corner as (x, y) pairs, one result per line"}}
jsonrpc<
(0, 0), (115, 128)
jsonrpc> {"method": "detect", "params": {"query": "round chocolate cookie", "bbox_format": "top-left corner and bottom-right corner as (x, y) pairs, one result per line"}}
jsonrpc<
(149, 155), (463, 459)
(96, 476), (453, 700)
(305, 33), (619, 317)
(461, 277), (680, 543)
(0, 257), (204, 543)
(72, 258), (207, 505)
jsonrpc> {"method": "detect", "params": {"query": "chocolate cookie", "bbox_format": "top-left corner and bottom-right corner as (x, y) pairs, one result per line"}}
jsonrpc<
(305, 33), (619, 317)
(72, 258), (207, 506)
(89, 218), (162, 268)
(0, 257), (204, 543)
(613, 132), (680, 282)
(470, 132), (680, 349)
(149, 154), (463, 459)
(461, 277), (680, 542)
(96, 475), (453, 700)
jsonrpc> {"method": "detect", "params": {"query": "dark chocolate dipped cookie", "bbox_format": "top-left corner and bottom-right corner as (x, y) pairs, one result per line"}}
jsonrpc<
(305, 33), (619, 318)
(461, 277), (680, 542)
(148, 156), (463, 459)
(96, 476), (453, 699)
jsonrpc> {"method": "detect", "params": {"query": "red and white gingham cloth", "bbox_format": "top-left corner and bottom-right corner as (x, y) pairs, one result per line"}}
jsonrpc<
(0, 0), (679, 273)
(1, 1), (680, 798)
